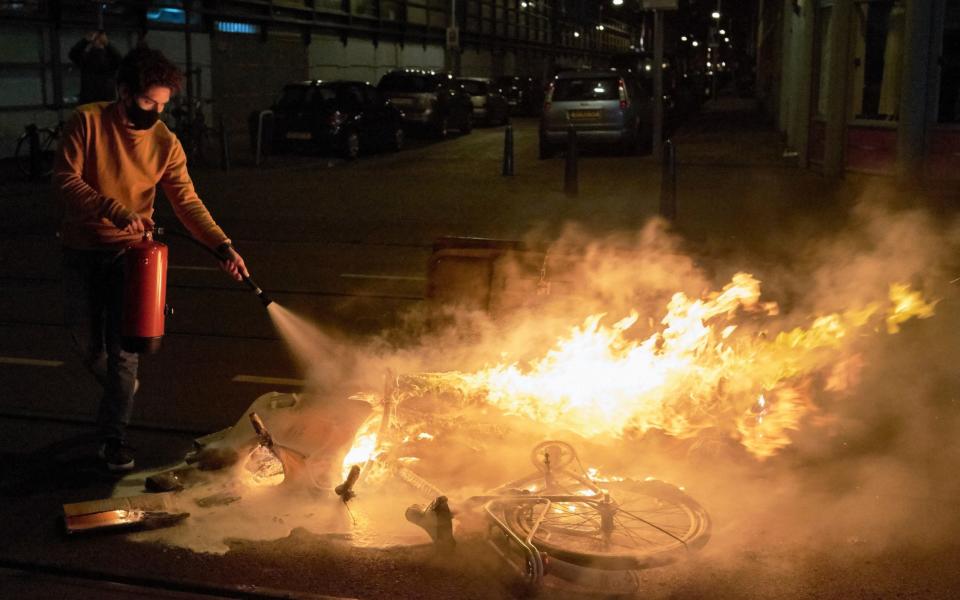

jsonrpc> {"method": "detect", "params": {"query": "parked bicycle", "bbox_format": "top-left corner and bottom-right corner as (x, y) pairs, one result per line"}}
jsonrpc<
(15, 121), (63, 179)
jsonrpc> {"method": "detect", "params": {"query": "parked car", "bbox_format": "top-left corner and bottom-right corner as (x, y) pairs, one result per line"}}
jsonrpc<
(377, 70), (473, 138)
(456, 77), (510, 126)
(494, 75), (545, 116)
(270, 80), (405, 159)
(538, 70), (653, 159)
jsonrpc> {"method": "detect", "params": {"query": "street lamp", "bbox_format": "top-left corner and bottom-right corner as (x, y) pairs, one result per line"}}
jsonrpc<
(691, 40), (699, 47)
(711, 11), (721, 19)
(612, 0), (624, 5)
(719, 28), (726, 35)
(681, 35), (687, 41)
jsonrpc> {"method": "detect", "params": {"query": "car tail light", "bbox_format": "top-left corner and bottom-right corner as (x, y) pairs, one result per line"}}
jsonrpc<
(618, 79), (629, 110)
(544, 82), (555, 111)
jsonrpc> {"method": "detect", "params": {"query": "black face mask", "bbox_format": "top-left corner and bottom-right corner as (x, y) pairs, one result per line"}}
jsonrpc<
(126, 98), (160, 130)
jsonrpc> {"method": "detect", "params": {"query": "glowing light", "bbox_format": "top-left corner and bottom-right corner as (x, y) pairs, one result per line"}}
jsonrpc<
(692, 40), (699, 47)
(574, 31), (580, 38)
(681, 35), (688, 42)
(712, 11), (721, 19)
(719, 29), (726, 35)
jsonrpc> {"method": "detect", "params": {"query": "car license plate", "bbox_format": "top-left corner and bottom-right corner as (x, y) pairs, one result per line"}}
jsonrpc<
(568, 109), (600, 121)
(285, 131), (312, 140)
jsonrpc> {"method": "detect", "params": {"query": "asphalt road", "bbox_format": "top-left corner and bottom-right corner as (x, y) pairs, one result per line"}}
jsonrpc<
(2, 109), (960, 599)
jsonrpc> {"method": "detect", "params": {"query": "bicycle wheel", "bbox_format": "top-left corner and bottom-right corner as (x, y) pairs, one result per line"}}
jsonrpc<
(15, 127), (58, 178)
(501, 479), (711, 570)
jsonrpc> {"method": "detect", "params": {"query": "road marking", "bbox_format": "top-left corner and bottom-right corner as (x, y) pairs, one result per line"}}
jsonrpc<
(0, 356), (63, 367)
(340, 273), (426, 282)
(169, 265), (219, 271)
(233, 374), (307, 387)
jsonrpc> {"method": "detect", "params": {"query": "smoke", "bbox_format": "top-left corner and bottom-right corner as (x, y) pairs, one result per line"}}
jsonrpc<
(119, 183), (960, 596)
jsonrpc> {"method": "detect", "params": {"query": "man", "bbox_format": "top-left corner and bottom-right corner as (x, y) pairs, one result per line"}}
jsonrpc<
(69, 30), (122, 104)
(53, 46), (247, 472)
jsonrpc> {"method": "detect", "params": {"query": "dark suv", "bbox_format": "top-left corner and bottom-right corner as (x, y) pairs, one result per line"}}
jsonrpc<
(271, 80), (405, 159)
(377, 70), (474, 138)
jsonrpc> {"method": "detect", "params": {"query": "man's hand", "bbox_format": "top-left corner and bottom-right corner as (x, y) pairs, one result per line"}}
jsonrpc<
(218, 245), (248, 282)
(116, 212), (155, 235)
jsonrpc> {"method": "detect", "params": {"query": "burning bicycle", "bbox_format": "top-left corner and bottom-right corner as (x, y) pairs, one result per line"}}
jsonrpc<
(330, 372), (712, 592)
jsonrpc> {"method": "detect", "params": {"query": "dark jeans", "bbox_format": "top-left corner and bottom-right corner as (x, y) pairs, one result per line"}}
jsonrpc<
(62, 247), (139, 442)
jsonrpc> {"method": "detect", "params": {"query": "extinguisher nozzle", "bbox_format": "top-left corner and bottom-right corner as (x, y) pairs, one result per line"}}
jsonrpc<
(242, 274), (273, 307)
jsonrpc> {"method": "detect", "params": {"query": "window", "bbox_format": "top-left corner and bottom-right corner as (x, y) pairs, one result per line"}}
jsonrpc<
(850, 1), (904, 121)
(939, 1), (960, 123)
(552, 78), (619, 101)
(214, 21), (260, 34)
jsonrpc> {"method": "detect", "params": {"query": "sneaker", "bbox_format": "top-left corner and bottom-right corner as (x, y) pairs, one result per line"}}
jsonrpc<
(98, 439), (135, 472)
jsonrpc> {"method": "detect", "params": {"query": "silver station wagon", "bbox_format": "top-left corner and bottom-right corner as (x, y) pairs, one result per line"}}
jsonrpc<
(539, 70), (652, 158)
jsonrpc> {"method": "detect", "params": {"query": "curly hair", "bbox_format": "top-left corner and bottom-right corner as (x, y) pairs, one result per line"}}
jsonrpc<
(117, 47), (183, 96)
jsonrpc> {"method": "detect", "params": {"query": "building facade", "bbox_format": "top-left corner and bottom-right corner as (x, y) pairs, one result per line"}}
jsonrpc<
(757, 0), (959, 180)
(0, 0), (635, 157)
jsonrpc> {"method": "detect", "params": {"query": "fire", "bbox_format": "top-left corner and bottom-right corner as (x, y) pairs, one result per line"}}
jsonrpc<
(428, 274), (936, 459)
(340, 413), (385, 480)
(337, 275), (936, 469)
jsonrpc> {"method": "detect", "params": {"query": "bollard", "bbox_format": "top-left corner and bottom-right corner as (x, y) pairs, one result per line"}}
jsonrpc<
(502, 121), (514, 176)
(219, 115), (231, 171)
(564, 125), (578, 197)
(659, 139), (677, 221)
(27, 124), (41, 179)
(254, 109), (273, 167)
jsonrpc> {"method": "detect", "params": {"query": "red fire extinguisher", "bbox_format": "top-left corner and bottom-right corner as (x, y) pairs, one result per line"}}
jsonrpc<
(121, 233), (169, 354)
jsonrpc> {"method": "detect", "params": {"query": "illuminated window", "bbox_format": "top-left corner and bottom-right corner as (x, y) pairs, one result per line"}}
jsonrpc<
(215, 21), (261, 35)
(850, 1), (904, 121)
(146, 7), (186, 24)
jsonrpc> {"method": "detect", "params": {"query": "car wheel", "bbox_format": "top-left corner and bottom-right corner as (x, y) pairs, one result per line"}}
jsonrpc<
(390, 127), (404, 152)
(341, 130), (360, 160)
(435, 116), (449, 139)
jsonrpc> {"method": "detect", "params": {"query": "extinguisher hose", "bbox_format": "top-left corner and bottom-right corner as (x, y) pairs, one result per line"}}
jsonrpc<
(154, 226), (273, 307)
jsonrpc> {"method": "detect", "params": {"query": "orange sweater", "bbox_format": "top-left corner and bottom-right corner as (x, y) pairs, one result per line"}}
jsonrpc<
(54, 101), (228, 250)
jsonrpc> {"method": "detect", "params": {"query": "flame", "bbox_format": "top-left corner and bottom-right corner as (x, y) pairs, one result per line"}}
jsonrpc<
(337, 275), (936, 465)
(340, 414), (384, 480)
(411, 274), (937, 459)
(887, 283), (937, 333)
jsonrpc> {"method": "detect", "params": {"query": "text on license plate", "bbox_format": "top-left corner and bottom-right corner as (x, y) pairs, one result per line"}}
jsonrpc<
(568, 109), (600, 120)
(285, 131), (312, 140)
